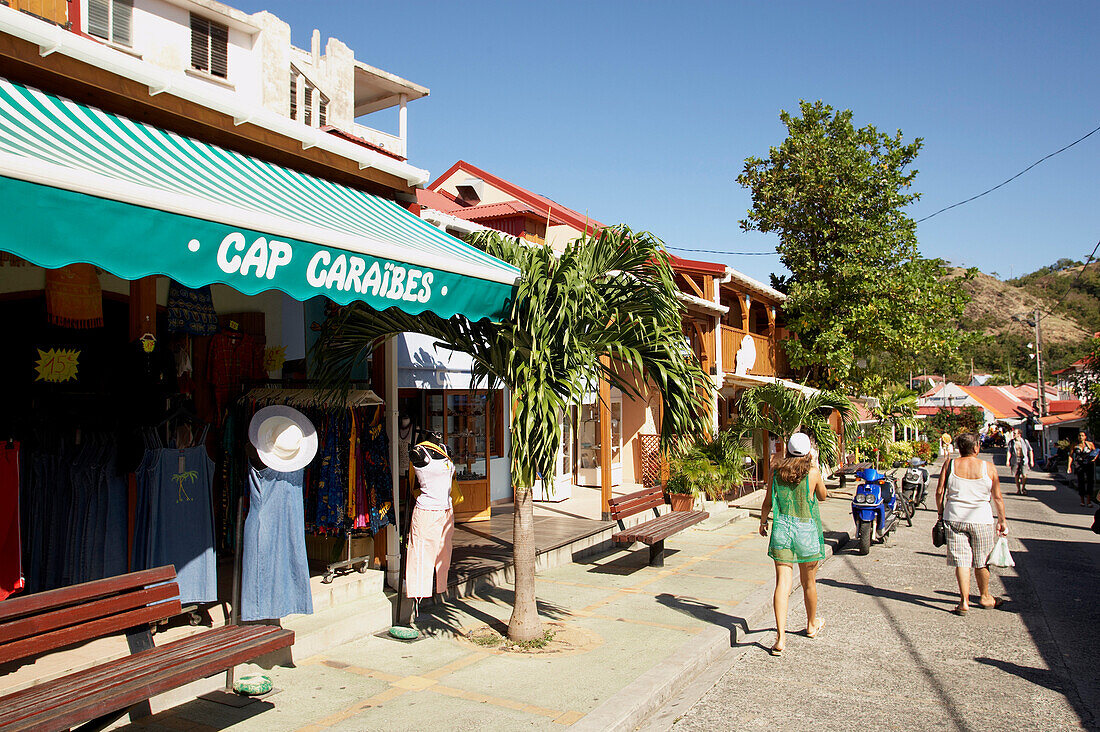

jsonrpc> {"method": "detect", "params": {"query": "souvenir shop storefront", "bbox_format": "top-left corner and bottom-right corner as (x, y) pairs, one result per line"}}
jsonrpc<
(0, 77), (520, 624)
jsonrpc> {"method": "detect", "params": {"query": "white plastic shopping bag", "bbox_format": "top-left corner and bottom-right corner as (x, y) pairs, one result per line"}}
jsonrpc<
(988, 536), (1014, 568)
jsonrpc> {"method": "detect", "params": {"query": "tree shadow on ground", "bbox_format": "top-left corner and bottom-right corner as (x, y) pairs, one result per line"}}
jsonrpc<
(654, 593), (746, 646)
(974, 657), (1068, 694)
(409, 583), (571, 638)
(817, 577), (956, 613)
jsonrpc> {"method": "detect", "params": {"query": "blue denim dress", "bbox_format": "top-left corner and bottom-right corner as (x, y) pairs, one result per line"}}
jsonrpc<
(133, 435), (217, 604)
(241, 466), (313, 621)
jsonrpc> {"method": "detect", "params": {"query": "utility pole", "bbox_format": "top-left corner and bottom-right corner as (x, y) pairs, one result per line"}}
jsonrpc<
(1034, 308), (1048, 418)
(1034, 308), (1048, 461)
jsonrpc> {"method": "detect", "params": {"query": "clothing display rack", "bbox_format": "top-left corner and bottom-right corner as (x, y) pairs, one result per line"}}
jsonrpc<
(239, 383), (388, 584)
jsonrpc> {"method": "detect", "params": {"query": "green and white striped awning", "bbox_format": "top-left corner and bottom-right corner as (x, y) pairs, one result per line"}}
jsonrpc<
(0, 77), (519, 321)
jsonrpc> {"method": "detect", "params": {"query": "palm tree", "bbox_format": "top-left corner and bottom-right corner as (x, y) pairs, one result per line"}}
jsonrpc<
(314, 226), (711, 641)
(872, 387), (918, 442)
(736, 382), (857, 468)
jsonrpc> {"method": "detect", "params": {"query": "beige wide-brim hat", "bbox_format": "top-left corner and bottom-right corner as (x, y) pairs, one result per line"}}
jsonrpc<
(248, 405), (318, 472)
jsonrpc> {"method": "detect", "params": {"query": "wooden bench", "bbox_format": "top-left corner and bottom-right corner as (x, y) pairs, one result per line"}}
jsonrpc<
(0, 566), (294, 732)
(608, 486), (709, 567)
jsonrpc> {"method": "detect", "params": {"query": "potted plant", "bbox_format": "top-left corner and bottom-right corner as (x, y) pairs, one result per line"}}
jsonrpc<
(665, 429), (754, 510)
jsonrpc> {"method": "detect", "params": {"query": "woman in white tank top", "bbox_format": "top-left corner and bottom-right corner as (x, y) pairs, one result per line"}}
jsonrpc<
(934, 432), (1008, 615)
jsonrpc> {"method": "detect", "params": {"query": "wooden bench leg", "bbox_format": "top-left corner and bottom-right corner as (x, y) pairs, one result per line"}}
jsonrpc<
(649, 540), (665, 567)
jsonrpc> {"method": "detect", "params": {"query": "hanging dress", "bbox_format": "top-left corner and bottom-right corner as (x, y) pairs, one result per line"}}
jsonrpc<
(241, 466), (313, 621)
(768, 474), (826, 564)
(133, 428), (217, 603)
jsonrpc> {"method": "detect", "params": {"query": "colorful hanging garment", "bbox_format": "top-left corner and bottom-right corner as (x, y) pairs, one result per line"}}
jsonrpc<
(167, 281), (219, 336)
(45, 264), (103, 328)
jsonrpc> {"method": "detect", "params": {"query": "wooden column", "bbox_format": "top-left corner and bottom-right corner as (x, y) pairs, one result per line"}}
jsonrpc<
(740, 293), (750, 333)
(767, 306), (777, 376)
(127, 276), (157, 568)
(128, 276), (157, 340)
(599, 359), (612, 520)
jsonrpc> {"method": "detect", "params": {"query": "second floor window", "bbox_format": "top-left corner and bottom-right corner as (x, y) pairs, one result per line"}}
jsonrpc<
(88, 0), (133, 46)
(190, 15), (229, 79)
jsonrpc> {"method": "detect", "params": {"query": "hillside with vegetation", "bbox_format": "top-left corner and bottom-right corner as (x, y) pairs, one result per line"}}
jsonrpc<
(937, 260), (1097, 381)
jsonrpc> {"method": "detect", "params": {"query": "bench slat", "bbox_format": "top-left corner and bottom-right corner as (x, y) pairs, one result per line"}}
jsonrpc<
(607, 486), (657, 509)
(0, 599), (182, 666)
(0, 567), (176, 622)
(0, 584), (179, 646)
(0, 625), (287, 727)
(613, 511), (708, 544)
(0, 626), (261, 719)
(608, 487), (666, 520)
(2, 626), (293, 732)
(614, 511), (691, 542)
(610, 494), (665, 521)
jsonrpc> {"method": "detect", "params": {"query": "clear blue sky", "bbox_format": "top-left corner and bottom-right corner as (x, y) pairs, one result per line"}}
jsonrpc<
(235, 0), (1099, 284)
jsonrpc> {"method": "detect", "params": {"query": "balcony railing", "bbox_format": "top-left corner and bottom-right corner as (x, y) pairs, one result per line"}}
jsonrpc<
(351, 123), (406, 159)
(721, 326), (785, 378)
(7, 0), (67, 25)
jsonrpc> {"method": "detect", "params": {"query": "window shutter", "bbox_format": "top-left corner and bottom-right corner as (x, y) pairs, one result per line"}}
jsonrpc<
(289, 73), (297, 119)
(88, 0), (110, 40)
(111, 0), (133, 45)
(209, 21), (229, 78)
(319, 98), (328, 127)
(190, 15), (210, 73)
(304, 86), (312, 126)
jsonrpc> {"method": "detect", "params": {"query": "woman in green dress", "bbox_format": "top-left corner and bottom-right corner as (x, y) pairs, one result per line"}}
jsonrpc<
(758, 432), (828, 656)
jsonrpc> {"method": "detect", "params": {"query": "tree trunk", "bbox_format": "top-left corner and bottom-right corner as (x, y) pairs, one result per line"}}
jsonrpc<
(507, 483), (541, 641)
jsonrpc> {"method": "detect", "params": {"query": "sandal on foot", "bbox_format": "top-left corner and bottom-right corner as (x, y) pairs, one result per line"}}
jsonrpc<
(978, 597), (1005, 610)
(806, 618), (826, 638)
(951, 606), (968, 616)
(768, 645), (784, 657)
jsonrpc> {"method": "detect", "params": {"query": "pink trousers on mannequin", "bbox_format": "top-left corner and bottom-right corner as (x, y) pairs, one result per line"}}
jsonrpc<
(406, 507), (454, 598)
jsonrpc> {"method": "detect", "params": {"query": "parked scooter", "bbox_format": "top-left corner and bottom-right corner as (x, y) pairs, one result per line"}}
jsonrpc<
(899, 458), (930, 513)
(851, 467), (912, 555)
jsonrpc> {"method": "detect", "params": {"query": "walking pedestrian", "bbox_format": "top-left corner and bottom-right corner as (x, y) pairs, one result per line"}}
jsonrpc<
(935, 432), (1008, 615)
(940, 431), (953, 461)
(1005, 428), (1034, 496)
(1068, 430), (1097, 508)
(758, 432), (827, 656)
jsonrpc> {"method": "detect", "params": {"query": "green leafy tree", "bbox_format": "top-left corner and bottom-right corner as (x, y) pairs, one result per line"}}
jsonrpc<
(872, 387), (919, 441)
(736, 382), (857, 468)
(737, 101), (972, 392)
(314, 226), (711, 641)
(925, 405), (984, 437)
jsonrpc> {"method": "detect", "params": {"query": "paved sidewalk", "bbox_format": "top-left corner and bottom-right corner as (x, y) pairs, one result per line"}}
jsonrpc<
(117, 496), (853, 731)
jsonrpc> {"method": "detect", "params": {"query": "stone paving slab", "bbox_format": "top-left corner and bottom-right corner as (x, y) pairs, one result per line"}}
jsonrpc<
(115, 496), (856, 731)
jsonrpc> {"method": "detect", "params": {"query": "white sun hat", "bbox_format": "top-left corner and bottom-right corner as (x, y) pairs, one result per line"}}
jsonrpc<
(787, 432), (812, 457)
(248, 405), (318, 471)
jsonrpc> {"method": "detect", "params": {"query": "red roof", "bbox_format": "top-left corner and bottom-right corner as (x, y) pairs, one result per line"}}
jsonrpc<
(669, 254), (726, 276)
(959, 385), (1033, 420)
(448, 200), (568, 224)
(917, 406), (968, 416)
(416, 187), (463, 213)
(320, 126), (406, 161)
(1048, 399), (1082, 414)
(428, 160), (603, 235)
(1040, 408), (1087, 426)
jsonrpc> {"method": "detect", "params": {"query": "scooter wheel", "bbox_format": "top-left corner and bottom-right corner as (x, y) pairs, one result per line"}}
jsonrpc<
(857, 521), (873, 555)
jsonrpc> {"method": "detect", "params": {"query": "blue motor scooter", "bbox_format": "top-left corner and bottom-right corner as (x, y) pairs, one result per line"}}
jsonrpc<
(851, 467), (910, 555)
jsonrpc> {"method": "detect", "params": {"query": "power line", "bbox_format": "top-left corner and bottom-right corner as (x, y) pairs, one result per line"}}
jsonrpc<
(916, 122), (1100, 224)
(1040, 239), (1099, 319)
(666, 245), (778, 256)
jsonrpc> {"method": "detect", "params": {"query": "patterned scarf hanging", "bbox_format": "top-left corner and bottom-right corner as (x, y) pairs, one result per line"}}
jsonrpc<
(45, 264), (103, 329)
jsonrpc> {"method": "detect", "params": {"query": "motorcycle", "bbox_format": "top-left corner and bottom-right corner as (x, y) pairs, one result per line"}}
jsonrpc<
(899, 458), (930, 514)
(851, 466), (912, 555)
